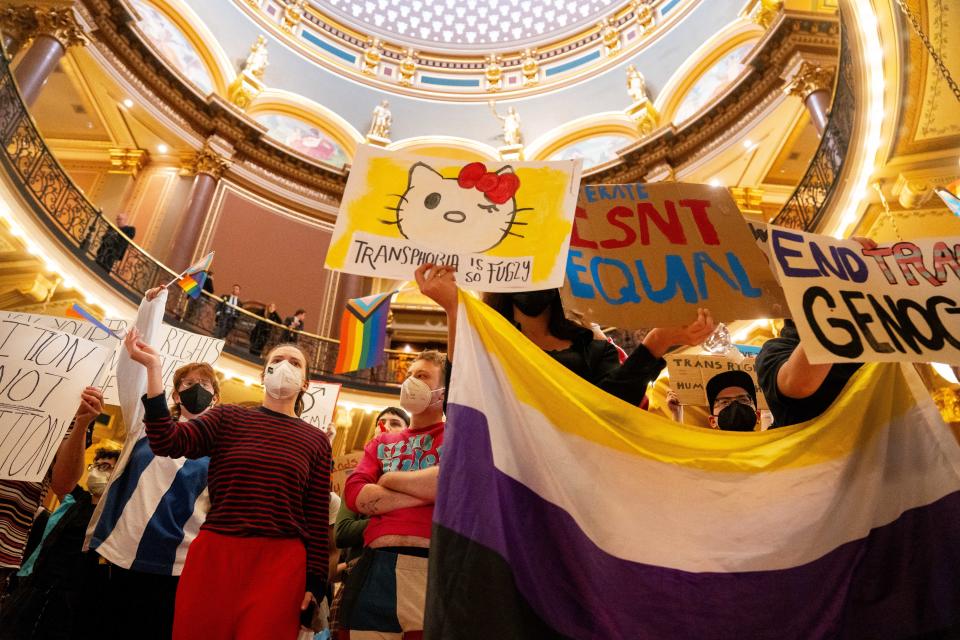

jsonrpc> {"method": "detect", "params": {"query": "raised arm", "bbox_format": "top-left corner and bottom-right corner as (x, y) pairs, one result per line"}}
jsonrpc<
(50, 387), (103, 497)
(415, 263), (458, 361)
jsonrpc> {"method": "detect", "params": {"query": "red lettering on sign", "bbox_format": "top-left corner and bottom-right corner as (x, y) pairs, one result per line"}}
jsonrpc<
(570, 206), (598, 249)
(680, 199), (720, 245)
(637, 201), (687, 245)
(600, 206), (637, 249)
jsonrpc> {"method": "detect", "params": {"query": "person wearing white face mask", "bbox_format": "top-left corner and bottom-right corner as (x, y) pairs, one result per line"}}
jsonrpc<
(0, 448), (119, 639)
(123, 336), (331, 640)
(337, 350), (446, 638)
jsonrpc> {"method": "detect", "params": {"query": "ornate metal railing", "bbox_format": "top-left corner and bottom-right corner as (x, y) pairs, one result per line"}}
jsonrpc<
(771, 19), (853, 231)
(0, 48), (406, 392)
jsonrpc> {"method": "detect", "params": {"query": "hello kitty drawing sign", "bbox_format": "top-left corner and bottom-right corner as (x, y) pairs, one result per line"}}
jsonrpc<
(325, 145), (582, 291)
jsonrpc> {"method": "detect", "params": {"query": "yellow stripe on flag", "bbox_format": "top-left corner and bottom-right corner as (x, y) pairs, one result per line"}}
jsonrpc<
(459, 292), (921, 473)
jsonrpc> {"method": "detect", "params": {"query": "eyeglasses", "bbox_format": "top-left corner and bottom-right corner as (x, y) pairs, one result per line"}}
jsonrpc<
(179, 379), (214, 391)
(87, 461), (113, 472)
(713, 395), (755, 412)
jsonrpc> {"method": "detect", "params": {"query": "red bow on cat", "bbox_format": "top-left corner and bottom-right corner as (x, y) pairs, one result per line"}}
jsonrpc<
(457, 162), (521, 205)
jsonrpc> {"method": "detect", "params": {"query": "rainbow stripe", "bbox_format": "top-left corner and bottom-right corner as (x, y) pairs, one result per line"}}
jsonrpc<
(334, 291), (393, 374)
(177, 271), (206, 299)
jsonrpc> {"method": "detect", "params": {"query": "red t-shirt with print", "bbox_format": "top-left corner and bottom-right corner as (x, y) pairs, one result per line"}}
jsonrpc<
(344, 421), (444, 545)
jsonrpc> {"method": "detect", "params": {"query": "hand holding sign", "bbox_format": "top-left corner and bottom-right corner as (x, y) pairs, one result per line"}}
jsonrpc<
(643, 308), (716, 359)
(76, 386), (104, 426)
(414, 263), (458, 313)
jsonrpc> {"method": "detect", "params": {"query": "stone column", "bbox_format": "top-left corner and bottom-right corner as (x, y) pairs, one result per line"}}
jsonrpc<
(167, 144), (230, 271)
(786, 62), (835, 136)
(10, 8), (85, 106)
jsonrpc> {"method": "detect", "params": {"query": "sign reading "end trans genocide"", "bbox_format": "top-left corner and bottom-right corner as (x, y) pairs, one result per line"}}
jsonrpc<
(560, 183), (786, 327)
(769, 228), (960, 365)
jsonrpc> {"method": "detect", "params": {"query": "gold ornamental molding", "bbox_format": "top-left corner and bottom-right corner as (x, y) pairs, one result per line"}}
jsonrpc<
(1, 4), (86, 51)
(230, 0), (714, 102)
(108, 147), (148, 175)
(181, 143), (232, 179)
(785, 61), (835, 100)
(589, 12), (840, 183)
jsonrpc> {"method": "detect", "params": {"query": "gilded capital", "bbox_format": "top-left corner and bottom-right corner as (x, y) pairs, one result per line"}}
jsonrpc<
(108, 148), (148, 176)
(752, 0), (783, 29)
(183, 145), (231, 179)
(786, 62), (834, 100)
(1, 6), (86, 50)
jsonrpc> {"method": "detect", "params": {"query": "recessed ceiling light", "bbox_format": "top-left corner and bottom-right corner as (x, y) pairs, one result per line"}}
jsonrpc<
(743, 139), (753, 148)
(157, 144), (169, 153)
(709, 178), (723, 187)
(122, 98), (134, 108)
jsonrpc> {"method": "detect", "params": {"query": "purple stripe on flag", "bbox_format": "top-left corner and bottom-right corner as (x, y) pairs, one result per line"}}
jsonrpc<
(434, 403), (960, 640)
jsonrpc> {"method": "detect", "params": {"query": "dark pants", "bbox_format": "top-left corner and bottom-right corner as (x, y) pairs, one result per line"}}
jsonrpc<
(215, 314), (236, 339)
(107, 565), (179, 640)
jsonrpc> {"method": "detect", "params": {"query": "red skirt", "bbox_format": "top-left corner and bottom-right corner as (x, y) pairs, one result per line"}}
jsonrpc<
(174, 529), (306, 640)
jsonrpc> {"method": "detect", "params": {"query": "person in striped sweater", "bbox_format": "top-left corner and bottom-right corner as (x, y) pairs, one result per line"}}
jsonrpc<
(123, 333), (331, 640)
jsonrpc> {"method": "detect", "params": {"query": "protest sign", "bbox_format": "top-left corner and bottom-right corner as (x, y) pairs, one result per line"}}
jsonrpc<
(99, 324), (223, 404)
(0, 311), (127, 392)
(331, 451), (365, 496)
(300, 381), (342, 430)
(666, 354), (767, 410)
(0, 320), (110, 481)
(325, 145), (582, 291)
(768, 228), (960, 365)
(560, 183), (786, 326)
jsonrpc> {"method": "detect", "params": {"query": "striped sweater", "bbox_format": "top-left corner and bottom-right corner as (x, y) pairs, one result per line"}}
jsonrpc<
(142, 395), (331, 597)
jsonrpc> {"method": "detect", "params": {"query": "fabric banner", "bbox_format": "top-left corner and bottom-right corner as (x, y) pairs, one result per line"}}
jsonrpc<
(425, 292), (960, 639)
(325, 145), (582, 291)
(665, 354), (768, 410)
(768, 227), (960, 365)
(561, 182), (786, 326)
(0, 319), (111, 481)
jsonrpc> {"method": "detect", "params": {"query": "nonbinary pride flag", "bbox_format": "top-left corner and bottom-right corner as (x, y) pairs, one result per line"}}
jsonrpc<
(426, 293), (960, 639)
(334, 291), (393, 374)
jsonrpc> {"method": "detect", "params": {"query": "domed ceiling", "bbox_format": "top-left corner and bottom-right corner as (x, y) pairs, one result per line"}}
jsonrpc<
(321, 0), (630, 50)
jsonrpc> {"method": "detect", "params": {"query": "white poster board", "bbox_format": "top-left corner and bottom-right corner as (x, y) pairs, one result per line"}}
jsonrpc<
(0, 320), (110, 481)
(300, 381), (342, 430)
(768, 228), (960, 365)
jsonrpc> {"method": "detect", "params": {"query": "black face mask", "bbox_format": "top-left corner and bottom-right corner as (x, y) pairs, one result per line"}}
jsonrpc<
(178, 384), (214, 416)
(716, 402), (758, 432)
(511, 290), (557, 317)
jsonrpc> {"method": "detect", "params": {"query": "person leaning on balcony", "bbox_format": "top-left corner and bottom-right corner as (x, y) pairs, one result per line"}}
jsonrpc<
(95, 212), (136, 274)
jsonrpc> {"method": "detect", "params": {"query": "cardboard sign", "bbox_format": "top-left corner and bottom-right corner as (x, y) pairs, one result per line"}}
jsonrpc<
(666, 354), (768, 410)
(99, 324), (224, 405)
(768, 228), (960, 365)
(325, 145), (582, 291)
(331, 451), (365, 496)
(0, 320), (110, 481)
(300, 381), (342, 430)
(561, 183), (786, 326)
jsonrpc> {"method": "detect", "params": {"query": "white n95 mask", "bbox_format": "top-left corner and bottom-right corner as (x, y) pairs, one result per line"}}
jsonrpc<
(264, 360), (303, 399)
(400, 376), (444, 415)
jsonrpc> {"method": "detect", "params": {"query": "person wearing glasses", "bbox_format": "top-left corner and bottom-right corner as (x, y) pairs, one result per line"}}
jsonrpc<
(85, 287), (221, 640)
(0, 448), (119, 639)
(706, 371), (761, 432)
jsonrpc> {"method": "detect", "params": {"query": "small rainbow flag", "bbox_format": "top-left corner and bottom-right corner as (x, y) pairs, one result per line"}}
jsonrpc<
(935, 186), (960, 217)
(66, 302), (119, 338)
(334, 291), (394, 374)
(177, 271), (207, 299)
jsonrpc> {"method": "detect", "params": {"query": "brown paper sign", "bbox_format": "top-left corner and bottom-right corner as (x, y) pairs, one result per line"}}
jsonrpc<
(665, 354), (768, 410)
(561, 183), (786, 327)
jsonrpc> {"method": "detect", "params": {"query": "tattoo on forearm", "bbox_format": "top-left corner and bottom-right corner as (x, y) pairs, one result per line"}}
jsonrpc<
(362, 497), (383, 514)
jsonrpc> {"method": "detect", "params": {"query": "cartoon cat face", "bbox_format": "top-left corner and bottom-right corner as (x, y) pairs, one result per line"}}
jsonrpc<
(388, 162), (525, 254)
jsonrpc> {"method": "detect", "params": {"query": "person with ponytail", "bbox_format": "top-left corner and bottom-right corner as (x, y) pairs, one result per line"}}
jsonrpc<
(123, 335), (331, 640)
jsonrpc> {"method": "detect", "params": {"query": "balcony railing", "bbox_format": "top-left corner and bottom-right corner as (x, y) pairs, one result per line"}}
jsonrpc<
(770, 18), (853, 231)
(0, 47), (407, 392)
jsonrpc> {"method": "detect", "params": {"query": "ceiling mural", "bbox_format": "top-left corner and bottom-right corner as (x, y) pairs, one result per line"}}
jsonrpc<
(255, 113), (351, 167)
(548, 134), (634, 169)
(130, 0), (216, 94)
(320, 0), (628, 48)
(672, 41), (756, 124)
